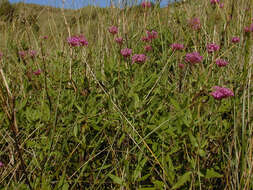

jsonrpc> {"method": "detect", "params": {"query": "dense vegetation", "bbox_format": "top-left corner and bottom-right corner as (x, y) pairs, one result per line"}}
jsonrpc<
(0, 0), (253, 189)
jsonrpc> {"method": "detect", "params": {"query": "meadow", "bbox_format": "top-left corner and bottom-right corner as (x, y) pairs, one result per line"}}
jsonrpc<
(0, 0), (253, 189)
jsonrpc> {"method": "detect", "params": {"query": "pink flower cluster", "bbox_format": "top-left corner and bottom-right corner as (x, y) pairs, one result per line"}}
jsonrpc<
(185, 52), (203, 64)
(244, 23), (253, 33)
(210, 0), (220, 4)
(142, 30), (158, 42)
(215, 59), (229, 67)
(121, 48), (132, 58)
(171, 43), (184, 51)
(108, 26), (118, 35)
(33, 69), (42, 76)
(210, 86), (234, 100)
(115, 37), (123, 45)
(188, 17), (201, 30)
(19, 50), (37, 59)
(67, 35), (88, 47)
(132, 54), (146, 64)
(141, 1), (151, 8)
(231, 37), (240, 43)
(207, 43), (220, 53)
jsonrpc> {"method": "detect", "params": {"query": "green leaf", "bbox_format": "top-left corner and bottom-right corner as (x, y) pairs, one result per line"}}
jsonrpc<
(205, 169), (223, 178)
(188, 131), (198, 148)
(172, 171), (192, 189)
(108, 174), (124, 185)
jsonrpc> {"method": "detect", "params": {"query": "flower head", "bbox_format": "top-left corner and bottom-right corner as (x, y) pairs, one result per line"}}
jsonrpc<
(210, 86), (234, 100)
(231, 37), (240, 43)
(141, 1), (151, 8)
(215, 59), (229, 67)
(0, 52), (3, 60)
(33, 69), (42, 76)
(29, 50), (37, 58)
(141, 36), (151, 42)
(189, 17), (201, 30)
(41, 35), (48, 39)
(19, 51), (27, 59)
(115, 37), (123, 45)
(132, 54), (147, 64)
(210, 0), (220, 4)
(178, 63), (185, 69)
(219, 2), (224, 8)
(207, 43), (220, 53)
(244, 26), (250, 33)
(147, 30), (158, 40)
(67, 35), (88, 47)
(250, 23), (253, 32)
(185, 52), (203, 64)
(171, 43), (184, 51)
(108, 26), (118, 35)
(144, 45), (152, 52)
(120, 48), (132, 58)
(0, 161), (3, 168)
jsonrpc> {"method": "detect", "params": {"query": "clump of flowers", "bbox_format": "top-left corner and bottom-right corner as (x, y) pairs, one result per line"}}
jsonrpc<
(142, 30), (158, 42)
(188, 17), (201, 30)
(210, 86), (234, 100)
(185, 52), (203, 64)
(144, 45), (152, 52)
(231, 37), (240, 43)
(215, 59), (229, 67)
(141, 1), (151, 8)
(206, 43), (220, 53)
(67, 35), (88, 47)
(108, 26), (118, 35)
(33, 69), (42, 76)
(115, 37), (123, 45)
(132, 54), (147, 64)
(171, 43), (184, 51)
(121, 48), (132, 58)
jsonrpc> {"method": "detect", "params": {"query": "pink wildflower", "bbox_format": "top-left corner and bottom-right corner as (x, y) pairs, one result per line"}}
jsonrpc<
(250, 23), (253, 32)
(207, 43), (220, 53)
(215, 59), (229, 67)
(0, 52), (3, 60)
(29, 50), (37, 58)
(132, 54), (147, 64)
(33, 69), (42, 76)
(144, 45), (152, 52)
(141, 36), (151, 42)
(41, 36), (48, 39)
(67, 35), (88, 47)
(210, 0), (220, 4)
(185, 52), (203, 64)
(244, 26), (250, 33)
(147, 30), (158, 40)
(178, 63), (185, 69)
(210, 86), (234, 100)
(0, 161), (3, 168)
(171, 43), (184, 51)
(231, 37), (240, 43)
(115, 37), (123, 45)
(141, 1), (151, 8)
(108, 26), (118, 35)
(219, 3), (224, 8)
(19, 51), (27, 59)
(121, 48), (132, 58)
(189, 17), (201, 30)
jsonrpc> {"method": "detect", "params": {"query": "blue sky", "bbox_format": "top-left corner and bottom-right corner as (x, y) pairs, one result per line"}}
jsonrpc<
(9, 0), (172, 9)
